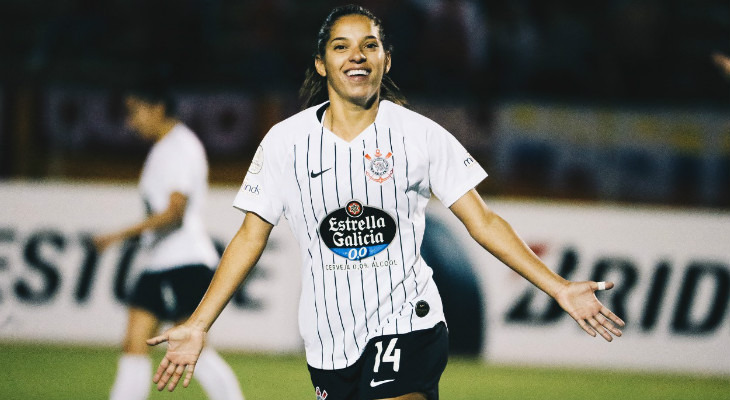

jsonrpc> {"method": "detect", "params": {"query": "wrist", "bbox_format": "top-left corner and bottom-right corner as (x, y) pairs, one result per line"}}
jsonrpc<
(548, 278), (571, 300)
(185, 317), (211, 333)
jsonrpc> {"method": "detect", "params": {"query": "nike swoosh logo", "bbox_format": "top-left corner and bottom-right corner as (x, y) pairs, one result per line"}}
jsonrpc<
(370, 379), (395, 387)
(310, 168), (332, 178)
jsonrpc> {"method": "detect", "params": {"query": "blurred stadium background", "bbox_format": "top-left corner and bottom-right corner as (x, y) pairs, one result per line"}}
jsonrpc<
(1, 0), (729, 399)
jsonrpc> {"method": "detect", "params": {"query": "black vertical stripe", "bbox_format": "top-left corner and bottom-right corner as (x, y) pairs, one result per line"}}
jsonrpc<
(319, 127), (328, 214)
(402, 135), (419, 327)
(344, 263), (360, 353)
(351, 147), (370, 337)
(307, 133), (336, 368)
(374, 123), (395, 334)
(362, 140), (378, 325)
(334, 142), (341, 206)
(337, 144), (360, 354)
(317, 129), (348, 367)
(402, 136), (419, 291)
(389, 129), (411, 332)
(349, 148), (354, 200)
(361, 140), (370, 204)
(294, 143), (324, 367)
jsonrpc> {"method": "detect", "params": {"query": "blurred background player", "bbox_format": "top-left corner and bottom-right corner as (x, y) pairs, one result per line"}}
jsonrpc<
(147, 5), (624, 400)
(92, 81), (245, 400)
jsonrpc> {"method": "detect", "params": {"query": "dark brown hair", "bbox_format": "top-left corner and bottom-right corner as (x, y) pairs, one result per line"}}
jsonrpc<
(298, 4), (407, 109)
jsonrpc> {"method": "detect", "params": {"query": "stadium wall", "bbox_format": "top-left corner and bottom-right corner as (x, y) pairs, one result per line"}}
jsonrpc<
(0, 182), (728, 375)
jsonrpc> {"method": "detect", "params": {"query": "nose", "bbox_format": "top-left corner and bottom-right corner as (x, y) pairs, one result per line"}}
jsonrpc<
(350, 47), (366, 63)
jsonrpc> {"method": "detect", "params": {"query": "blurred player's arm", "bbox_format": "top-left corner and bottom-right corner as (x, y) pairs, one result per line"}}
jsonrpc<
(146, 211), (274, 392)
(92, 191), (187, 251)
(449, 189), (625, 341)
(712, 52), (730, 78)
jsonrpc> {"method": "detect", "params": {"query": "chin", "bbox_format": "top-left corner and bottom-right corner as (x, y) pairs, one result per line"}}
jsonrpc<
(348, 93), (379, 108)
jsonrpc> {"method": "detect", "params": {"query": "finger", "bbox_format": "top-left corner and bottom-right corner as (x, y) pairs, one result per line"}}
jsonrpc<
(576, 319), (597, 337)
(183, 364), (196, 388)
(147, 334), (169, 346)
(596, 313), (623, 337)
(588, 316), (613, 342)
(157, 361), (178, 391)
(594, 281), (614, 291)
(595, 314), (621, 337)
(152, 356), (170, 384)
(601, 307), (626, 327)
(167, 364), (186, 392)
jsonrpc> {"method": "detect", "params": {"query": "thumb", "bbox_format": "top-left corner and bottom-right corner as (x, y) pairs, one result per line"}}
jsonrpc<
(146, 334), (169, 346)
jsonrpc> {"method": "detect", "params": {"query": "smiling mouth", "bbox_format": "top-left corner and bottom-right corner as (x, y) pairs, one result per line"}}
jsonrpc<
(346, 69), (370, 77)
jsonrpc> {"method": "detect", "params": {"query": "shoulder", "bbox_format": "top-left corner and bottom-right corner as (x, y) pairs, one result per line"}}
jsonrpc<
(379, 101), (442, 130)
(157, 124), (206, 161)
(265, 103), (323, 144)
(378, 100), (448, 138)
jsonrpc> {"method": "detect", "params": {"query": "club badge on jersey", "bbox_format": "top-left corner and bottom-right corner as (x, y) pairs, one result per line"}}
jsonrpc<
(319, 200), (396, 261)
(364, 148), (394, 184)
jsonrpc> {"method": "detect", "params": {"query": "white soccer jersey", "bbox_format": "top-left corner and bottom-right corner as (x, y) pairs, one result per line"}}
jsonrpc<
(233, 100), (487, 370)
(138, 123), (219, 272)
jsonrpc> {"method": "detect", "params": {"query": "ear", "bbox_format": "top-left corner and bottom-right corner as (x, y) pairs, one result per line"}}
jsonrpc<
(315, 56), (327, 77)
(385, 52), (391, 74)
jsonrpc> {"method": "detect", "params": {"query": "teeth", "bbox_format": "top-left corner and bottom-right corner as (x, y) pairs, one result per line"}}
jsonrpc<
(346, 70), (369, 76)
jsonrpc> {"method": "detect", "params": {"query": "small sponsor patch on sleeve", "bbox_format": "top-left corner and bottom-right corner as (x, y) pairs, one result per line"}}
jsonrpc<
(239, 177), (261, 196)
(248, 145), (264, 174)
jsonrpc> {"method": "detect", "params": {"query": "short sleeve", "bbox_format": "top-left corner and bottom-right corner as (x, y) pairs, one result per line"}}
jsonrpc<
(232, 136), (285, 225)
(427, 124), (488, 207)
(163, 156), (195, 196)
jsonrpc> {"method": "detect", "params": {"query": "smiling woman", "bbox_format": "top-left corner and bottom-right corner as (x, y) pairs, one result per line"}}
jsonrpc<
(147, 5), (625, 400)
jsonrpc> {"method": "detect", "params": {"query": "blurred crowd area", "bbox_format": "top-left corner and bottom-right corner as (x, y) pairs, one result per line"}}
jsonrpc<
(1, 0), (729, 208)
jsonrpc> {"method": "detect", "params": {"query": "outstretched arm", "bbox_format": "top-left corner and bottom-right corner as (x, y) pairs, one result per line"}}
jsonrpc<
(93, 191), (187, 251)
(146, 211), (274, 391)
(712, 52), (730, 78)
(449, 189), (625, 341)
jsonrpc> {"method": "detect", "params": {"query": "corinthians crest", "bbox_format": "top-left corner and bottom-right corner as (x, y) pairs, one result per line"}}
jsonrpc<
(364, 148), (394, 184)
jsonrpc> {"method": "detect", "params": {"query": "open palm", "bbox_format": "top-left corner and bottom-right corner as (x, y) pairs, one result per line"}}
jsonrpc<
(147, 324), (206, 391)
(554, 281), (625, 341)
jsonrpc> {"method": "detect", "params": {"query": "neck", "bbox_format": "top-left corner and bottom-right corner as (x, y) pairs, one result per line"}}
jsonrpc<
(155, 118), (178, 141)
(325, 98), (379, 142)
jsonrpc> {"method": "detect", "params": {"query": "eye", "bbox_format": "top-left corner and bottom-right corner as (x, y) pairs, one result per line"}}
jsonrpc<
(365, 42), (379, 49)
(333, 44), (346, 51)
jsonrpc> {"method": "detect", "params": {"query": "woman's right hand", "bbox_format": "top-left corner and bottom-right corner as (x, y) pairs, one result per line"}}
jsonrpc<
(146, 324), (207, 392)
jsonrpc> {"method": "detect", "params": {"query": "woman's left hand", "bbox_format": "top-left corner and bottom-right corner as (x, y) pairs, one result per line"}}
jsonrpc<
(554, 281), (625, 341)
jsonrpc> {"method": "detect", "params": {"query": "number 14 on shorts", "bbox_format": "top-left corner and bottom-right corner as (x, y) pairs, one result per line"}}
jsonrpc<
(373, 338), (400, 372)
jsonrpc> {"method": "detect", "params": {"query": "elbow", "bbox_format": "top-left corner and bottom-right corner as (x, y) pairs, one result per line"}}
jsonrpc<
(465, 210), (501, 242)
(162, 206), (185, 230)
(468, 211), (518, 254)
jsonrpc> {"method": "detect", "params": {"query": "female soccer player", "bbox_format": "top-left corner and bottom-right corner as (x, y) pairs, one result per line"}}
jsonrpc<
(93, 85), (245, 400)
(147, 5), (625, 400)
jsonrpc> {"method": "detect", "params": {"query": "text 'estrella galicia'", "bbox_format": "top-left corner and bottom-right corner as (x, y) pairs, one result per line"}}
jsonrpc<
(319, 200), (396, 261)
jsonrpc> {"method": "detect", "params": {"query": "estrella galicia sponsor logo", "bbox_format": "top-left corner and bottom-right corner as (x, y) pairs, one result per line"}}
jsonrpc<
(319, 200), (396, 261)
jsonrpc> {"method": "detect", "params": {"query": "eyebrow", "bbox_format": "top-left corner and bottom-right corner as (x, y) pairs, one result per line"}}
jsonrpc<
(330, 35), (378, 43)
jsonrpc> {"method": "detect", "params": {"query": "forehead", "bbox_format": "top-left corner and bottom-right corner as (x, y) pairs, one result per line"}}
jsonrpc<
(125, 95), (156, 110)
(329, 14), (380, 41)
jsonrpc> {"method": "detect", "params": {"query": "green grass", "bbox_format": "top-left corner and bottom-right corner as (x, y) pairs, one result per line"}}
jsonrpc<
(1, 343), (727, 400)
